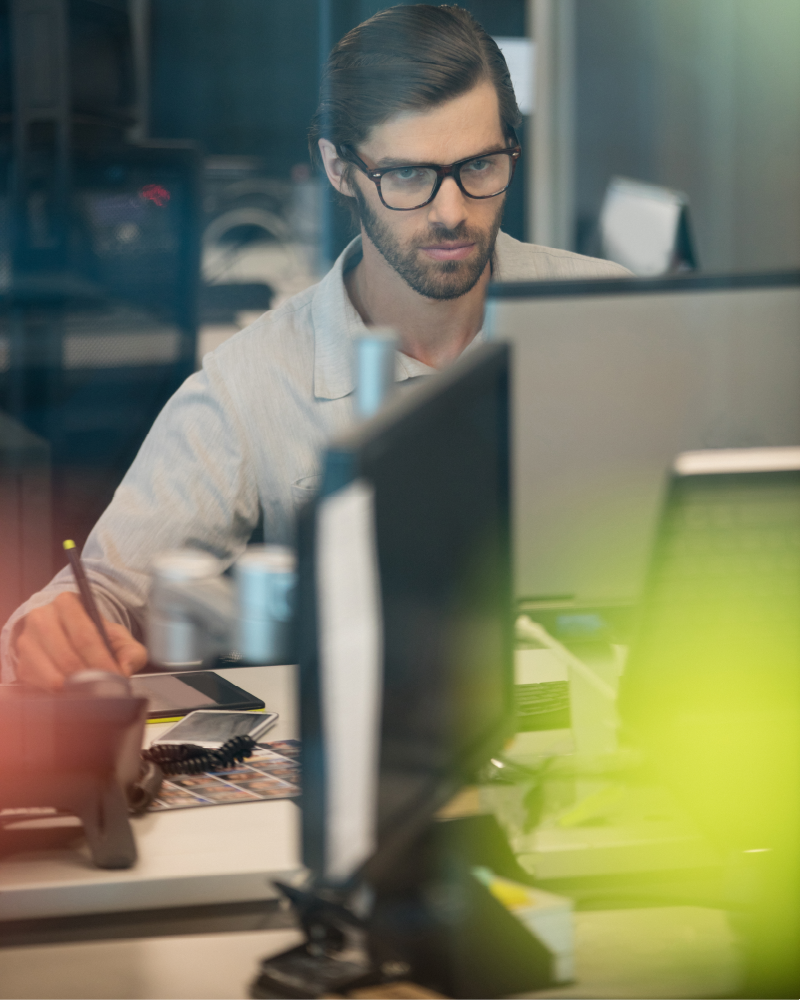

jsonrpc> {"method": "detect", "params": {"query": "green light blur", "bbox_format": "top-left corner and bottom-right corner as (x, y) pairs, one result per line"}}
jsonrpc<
(619, 469), (800, 993)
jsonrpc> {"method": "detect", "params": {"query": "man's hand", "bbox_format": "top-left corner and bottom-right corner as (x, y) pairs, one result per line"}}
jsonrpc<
(14, 592), (149, 691)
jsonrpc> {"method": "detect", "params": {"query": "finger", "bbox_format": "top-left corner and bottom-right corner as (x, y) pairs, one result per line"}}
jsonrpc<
(52, 593), (123, 675)
(15, 631), (67, 691)
(106, 624), (148, 676)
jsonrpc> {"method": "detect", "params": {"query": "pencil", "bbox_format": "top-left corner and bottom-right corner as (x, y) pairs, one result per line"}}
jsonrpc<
(63, 540), (118, 665)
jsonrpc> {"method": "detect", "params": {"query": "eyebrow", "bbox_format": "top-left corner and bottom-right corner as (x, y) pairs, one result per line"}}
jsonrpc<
(374, 144), (509, 169)
(374, 157), (422, 168)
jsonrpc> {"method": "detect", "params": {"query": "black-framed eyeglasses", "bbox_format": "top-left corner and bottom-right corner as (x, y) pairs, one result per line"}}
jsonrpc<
(338, 135), (522, 211)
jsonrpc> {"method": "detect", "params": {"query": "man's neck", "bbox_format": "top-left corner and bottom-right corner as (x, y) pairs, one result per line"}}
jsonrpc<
(344, 231), (491, 370)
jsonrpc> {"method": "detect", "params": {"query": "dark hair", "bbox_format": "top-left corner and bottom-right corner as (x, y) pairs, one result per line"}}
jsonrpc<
(309, 4), (521, 169)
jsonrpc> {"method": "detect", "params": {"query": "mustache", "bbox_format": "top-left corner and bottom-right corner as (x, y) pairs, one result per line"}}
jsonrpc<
(413, 222), (485, 246)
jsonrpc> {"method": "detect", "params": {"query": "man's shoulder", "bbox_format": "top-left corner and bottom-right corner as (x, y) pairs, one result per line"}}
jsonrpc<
(205, 283), (318, 370)
(244, 281), (320, 339)
(494, 231), (632, 282)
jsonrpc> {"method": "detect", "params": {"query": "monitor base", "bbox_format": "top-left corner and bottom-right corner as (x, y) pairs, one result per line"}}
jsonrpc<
(251, 815), (560, 999)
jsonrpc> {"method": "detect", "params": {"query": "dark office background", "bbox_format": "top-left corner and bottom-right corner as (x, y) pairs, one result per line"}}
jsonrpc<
(148, 0), (528, 258)
(150, 0), (525, 172)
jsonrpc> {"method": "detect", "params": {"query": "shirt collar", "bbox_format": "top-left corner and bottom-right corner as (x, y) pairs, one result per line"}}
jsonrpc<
(311, 233), (503, 400)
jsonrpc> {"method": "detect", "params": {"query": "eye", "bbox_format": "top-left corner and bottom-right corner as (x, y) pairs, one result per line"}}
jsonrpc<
(393, 167), (424, 182)
(465, 158), (491, 173)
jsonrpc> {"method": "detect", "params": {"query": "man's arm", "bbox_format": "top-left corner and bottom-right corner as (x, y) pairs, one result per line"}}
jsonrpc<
(2, 354), (262, 688)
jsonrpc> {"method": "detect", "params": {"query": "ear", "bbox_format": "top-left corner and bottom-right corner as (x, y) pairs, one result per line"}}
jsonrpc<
(318, 139), (356, 197)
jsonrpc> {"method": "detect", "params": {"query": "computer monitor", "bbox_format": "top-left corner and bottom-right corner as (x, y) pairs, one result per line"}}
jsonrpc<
(617, 446), (800, 995)
(486, 272), (800, 606)
(297, 342), (513, 888)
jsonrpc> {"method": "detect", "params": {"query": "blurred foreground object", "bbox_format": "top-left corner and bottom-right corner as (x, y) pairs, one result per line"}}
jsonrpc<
(619, 446), (800, 997)
(147, 545), (296, 669)
(600, 176), (698, 277)
(255, 344), (554, 997)
(355, 329), (398, 420)
(0, 671), (148, 869)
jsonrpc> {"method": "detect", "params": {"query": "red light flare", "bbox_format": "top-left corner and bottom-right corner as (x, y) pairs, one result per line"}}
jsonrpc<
(139, 184), (170, 207)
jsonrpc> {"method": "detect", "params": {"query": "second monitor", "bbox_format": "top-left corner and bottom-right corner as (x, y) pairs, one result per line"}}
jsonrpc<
(487, 271), (800, 605)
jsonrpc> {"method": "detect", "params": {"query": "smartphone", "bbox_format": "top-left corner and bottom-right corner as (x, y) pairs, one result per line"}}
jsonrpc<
(153, 710), (279, 747)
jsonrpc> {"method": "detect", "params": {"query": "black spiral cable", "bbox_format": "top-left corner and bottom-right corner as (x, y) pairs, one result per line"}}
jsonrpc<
(142, 734), (257, 776)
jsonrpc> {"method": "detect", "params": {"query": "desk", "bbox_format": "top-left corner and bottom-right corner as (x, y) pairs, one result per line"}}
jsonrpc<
(0, 664), (744, 998)
(0, 906), (741, 999)
(0, 665), (303, 923)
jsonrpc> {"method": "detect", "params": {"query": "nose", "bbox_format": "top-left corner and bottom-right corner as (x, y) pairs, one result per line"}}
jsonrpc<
(425, 175), (469, 231)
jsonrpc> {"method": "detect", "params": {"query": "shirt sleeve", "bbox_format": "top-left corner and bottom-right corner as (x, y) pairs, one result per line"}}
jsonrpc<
(0, 355), (260, 682)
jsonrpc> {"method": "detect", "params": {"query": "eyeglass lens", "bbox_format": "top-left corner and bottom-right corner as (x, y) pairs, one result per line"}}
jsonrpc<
(380, 152), (513, 209)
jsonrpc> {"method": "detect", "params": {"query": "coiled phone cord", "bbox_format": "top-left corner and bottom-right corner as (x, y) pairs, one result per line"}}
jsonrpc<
(142, 734), (257, 776)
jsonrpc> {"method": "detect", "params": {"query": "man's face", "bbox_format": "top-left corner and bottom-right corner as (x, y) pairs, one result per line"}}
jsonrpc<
(345, 80), (508, 301)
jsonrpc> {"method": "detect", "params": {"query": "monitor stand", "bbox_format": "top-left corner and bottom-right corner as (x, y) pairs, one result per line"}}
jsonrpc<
(251, 815), (558, 999)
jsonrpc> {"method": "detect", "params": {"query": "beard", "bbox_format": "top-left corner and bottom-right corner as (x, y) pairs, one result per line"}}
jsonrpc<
(352, 185), (503, 301)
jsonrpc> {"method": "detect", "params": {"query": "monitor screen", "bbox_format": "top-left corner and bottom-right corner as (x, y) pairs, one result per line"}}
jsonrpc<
(487, 272), (800, 605)
(298, 342), (513, 885)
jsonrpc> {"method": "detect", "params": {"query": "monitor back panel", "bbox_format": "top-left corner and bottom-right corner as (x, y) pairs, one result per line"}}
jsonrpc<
(488, 277), (800, 603)
(300, 343), (514, 884)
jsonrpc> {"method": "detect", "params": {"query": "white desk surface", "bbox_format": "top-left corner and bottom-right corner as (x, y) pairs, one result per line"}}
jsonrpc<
(0, 665), (304, 922)
(0, 927), (305, 1000)
(0, 906), (741, 999)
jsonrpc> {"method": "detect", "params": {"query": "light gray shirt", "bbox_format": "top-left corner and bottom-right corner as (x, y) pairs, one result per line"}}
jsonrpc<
(1, 232), (628, 680)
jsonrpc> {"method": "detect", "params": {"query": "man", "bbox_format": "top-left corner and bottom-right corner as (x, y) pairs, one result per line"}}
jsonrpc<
(2, 4), (627, 689)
